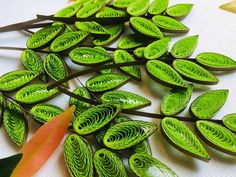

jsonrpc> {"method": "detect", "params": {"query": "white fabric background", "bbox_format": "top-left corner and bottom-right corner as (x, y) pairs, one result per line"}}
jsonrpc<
(0, 0), (236, 176)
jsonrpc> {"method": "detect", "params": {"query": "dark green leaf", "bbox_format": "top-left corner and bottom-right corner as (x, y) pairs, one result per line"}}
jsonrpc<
(148, 0), (169, 15)
(166, 4), (194, 18)
(223, 113), (236, 132)
(127, 0), (150, 16)
(118, 34), (146, 49)
(0, 94), (4, 127)
(134, 47), (145, 59)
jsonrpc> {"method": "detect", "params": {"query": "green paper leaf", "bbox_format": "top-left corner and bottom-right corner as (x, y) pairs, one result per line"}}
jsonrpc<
(54, 2), (82, 17)
(30, 104), (63, 124)
(86, 73), (130, 92)
(0, 70), (39, 92)
(118, 34), (147, 49)
(129, 153), (178, 177)
(146, 60), (187, 89)
(190, 89), (228, 119)
(112, 0), (133, 8)
(127, 0), (150, 16)
(94, 148), (128, 177)
(171, 35), (198, 58)
(0, 94), (4, 127)
(161, 84), (193, 116)
(196, 120), (236, 155)
(15, 84), (59, 104)
(222, 113), (236, 132)
(101, 90), (151, 110)
(196, 52), (236, 70)
(161, 117), (210, 161)
(166, 4), (194, 18)
(73, 102), (122, 135)
(134, 47), (145, 59)
(104, 120), (157, 150)
(75, 21), (109, 36)
(76, 0), (104, 18)
(148, 0), (169, 15)
(64, 134), (93, 177)
(173, 59), (219, 85)
(96, 7), (127, 18)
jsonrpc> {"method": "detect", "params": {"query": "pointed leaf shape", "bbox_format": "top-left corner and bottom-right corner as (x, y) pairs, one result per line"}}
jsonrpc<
(146, 60), (187, 89)
(0, 94), (4, 126)
(69, 87), (91, 116)
(173, 59), (219, 85)
(190, 89), (228, 119)
(101, 90), (151, 110)
(69, 47), (112, 66)
(166, 4), (194, 18)
(11, 106), (75, 177)
(30, 104), (63, 124)
(86, 73), (130, 92)
(130, 17), (164, 39)
(144, 37), (171, 60)
(0, 154), (22, 177)
(118, 34), (146, 49)
(161, 117), (210, 161)
(94, 148), (128, 177)
(75, 21), (109, 36)
(0, 70), (39, 92)
(15, 84), (59, 104)
(127, 0), (150, 16)
(43, 54), (68, 85)
(76, 0), (104, 18)
(113, 50), (141, 80)
(64, 134), (93, 177)
(73, 102), (122, 135)
(161, 84), (193, 116)
(26, 25), (65, 49)
(96, 7), (127, 18)
(93, 24), (124, 46)
(54, 2), (82, 17)
(148, 0), (169, 15)
(3, 102), (27, 147)
(196, 52), (236, 70)
(171, 35), (198, 58)
(220, 1), (236, 13)
(134, 47), (145, 59)
(129, 153), (178, 177)
(223, 113), (236, 132)
(50, 31), (89, 52)
(196, 120), (236, 155)
(104, 120), (157, 150)
(112, 0), (133, 8)
(21, 49), (46, 82)
(152, 15), (189, 33)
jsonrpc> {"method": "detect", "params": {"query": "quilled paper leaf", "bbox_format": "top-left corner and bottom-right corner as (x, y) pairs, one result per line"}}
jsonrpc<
(75, 21), (109, 36)
(166, 4), (194, 18)
(220, 1), (236, 13)
(50, 31), (89, 52)
(43, 54), (68, 86)
(86, 73), (130, 92)
(64, 134), (93, 177)
(101, 90), (151, 110)
(73, 102), (122, 135)
(171, 35), (198, 58)
(15, 84), (59, 104)
(94, 148), (128, 177)
(113, 50), (141, 80)
(116, 115), (132, 123)
(69, 47), (112, 66)
(69, 87), (91, 116)
(93, 25), (124, 46)
(144, 37), (171, 60)
(127, 0), (150, 16)
(95, 123), (113, 144)
(223, 113), (236, 132)
(190, 89), (228, 119)
(76, 0), (104, 18)
(3, 102), (27, 147)
(173, 59), (219, 85)
(30, 104), (63, 124)
(129, 153), (178, 177)
(161, 84), (193, 116)
(152, 15), (189, 33)
(0, 153), (23, 177)
(0, 94), (4, 126)
(196, 52), (236, 70)
(134, 47), (145, 59)
(161, 117), (210, 161)
(146, 60), (187, 89)
(26, 25), (65, 49)
(118, 34), (146, 49)
(0, 70), (39, 92)
(99, 62), (114, 74)
(103, 120), (157, 150)
(129, 17), (164, 39)
(54, 2), (82, 17)
(112, 0), (133, 8)
(148, 0), (169, 15)
(196, 120), (236, 155)
(96, 7), (127, 18)
(21, 49), (46, 82)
